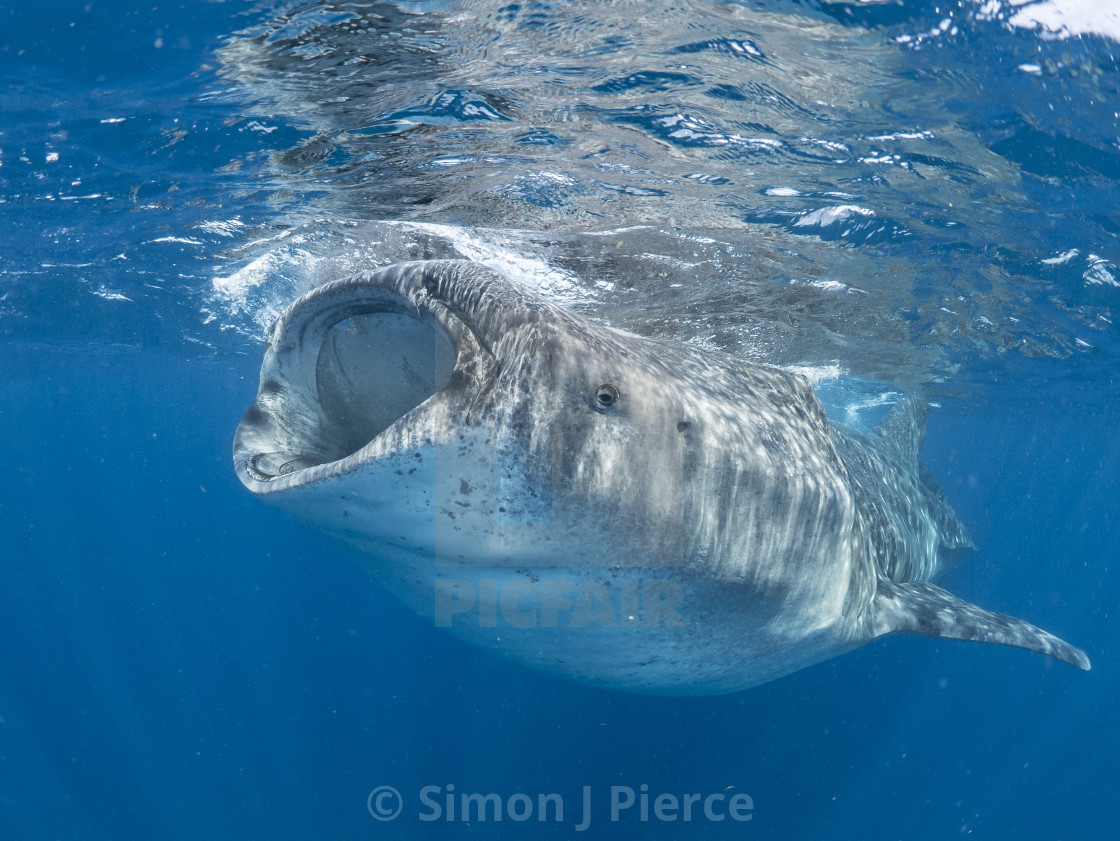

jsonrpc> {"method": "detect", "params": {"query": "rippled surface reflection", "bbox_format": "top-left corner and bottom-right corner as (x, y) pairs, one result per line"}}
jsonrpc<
(206, 1), (1120, 398)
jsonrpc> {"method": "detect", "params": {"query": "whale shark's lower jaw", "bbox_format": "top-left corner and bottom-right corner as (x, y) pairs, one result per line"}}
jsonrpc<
(233, 274), (473, 488)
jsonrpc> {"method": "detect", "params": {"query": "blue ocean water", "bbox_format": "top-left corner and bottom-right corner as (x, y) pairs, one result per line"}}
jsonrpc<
(2, 1), (1118, 838)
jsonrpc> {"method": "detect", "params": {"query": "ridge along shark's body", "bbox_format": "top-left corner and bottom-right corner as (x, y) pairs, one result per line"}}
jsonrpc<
(234, 260), (1089, 694)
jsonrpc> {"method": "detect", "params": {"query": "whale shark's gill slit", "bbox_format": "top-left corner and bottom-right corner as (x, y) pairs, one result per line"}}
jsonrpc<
(311, 309), (457, 464)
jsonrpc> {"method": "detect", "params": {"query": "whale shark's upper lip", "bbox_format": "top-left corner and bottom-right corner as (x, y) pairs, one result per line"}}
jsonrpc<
(233, 263), (495, 493)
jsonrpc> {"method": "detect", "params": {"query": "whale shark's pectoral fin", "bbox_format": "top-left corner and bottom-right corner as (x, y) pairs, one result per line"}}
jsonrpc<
(872, 580), (1091, 670)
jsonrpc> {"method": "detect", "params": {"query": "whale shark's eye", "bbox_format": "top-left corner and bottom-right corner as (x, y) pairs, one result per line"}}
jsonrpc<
(595, 384), (620, 408)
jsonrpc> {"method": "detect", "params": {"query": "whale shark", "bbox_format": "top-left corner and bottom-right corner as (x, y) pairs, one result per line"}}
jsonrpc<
(234, 259), (1089, 694)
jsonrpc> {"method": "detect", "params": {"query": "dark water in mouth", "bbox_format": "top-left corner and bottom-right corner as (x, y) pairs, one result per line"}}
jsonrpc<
(2, 2), (1118, 840)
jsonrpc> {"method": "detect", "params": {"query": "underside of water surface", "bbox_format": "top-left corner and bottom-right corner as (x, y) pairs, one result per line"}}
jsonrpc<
(2, 0), (1118, 406)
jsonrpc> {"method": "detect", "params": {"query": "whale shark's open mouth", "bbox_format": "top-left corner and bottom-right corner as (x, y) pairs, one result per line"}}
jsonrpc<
(234, 276), (470, 486)
(312, 310), (456, 463)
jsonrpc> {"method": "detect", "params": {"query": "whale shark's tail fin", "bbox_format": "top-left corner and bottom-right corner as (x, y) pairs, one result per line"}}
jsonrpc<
(872, 579), (1091, 670)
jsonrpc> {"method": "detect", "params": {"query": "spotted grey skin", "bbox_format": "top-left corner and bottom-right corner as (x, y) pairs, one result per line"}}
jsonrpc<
(234, 260), (1089, 694)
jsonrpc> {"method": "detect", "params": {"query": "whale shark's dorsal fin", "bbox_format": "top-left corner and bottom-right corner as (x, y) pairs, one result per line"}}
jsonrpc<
(873, 580), (1091, 670)
(873, 395), (927, 468)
